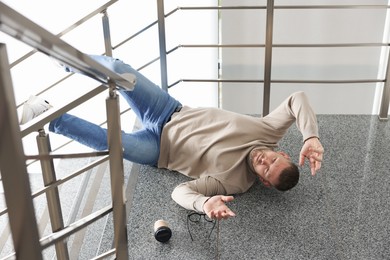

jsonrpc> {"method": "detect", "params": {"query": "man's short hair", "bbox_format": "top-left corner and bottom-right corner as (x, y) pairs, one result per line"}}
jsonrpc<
(274, 162), (299, 191)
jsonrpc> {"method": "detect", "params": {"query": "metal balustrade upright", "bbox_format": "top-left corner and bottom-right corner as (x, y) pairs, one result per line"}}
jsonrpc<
(102, 9), (129, 259)
(157, 0), (169, 91)
(36, 130), (69, 259)
(380, 50), (390, 120)
(263, 0), (274, 116)
(0, 43), (43, 260)
(0, 2), (133, 259)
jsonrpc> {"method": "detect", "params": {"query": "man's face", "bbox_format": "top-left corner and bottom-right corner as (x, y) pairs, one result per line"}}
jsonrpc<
(251, 149), (291, 187)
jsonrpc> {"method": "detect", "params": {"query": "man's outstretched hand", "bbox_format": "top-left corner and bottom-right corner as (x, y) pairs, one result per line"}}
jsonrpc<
(299, 137), (324, 176)
(203, 195), (236, 220)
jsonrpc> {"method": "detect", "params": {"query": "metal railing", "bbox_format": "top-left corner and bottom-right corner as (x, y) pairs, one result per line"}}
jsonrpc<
(0, 1), (132, 259)
(152, 2), (390, 119)
(113, 2), (389, 120)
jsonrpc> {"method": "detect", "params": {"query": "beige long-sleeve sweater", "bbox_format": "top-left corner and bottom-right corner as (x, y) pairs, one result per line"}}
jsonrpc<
(157, 91), (319, 212)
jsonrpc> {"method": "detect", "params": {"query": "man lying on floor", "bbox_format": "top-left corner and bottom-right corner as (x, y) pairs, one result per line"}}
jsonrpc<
(21, 55), (324, 220)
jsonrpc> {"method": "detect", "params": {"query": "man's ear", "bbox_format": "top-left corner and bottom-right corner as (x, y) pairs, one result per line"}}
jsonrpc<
(259, 176), (272, 188)
(278, 151), (291, 160)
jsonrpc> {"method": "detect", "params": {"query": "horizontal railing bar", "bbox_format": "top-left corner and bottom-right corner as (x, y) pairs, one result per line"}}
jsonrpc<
(275, 5), (390, 10)
(0, 156), (109, 217)
(123, 5), (390, 51)
(16, 74), (74, 109)
(20, 85), (106, 137)
(0, 207), (7, 218)
(273, 79), (385, 84)
(113, 7), (179, 49)
(137, 57), (160, 71)
(0, 2), (135, 91)
(10, 0), (118, 68)
(114, 21), (158, 50)
(91, 248), (116, 260)
(115, 6), (390, 75)
(169, 43), (390, 49)
(177, 6), (266, 10)
(25, 151), (109, 160)
(173, 5), (390, 11)
(40, 205), (112, 249)
(31, 156), (109, 199)
(0, 252), (15, 259)
(138, 42), (390, 77)
(54, 0), (118, 38)
(274, 43), (390, 48)
(168, 78), (385, 88)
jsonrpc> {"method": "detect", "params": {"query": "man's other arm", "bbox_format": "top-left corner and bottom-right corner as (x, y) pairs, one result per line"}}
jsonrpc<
(171, 177), (236, 220)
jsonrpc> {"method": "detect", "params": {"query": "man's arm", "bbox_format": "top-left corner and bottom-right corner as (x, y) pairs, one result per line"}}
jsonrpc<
(171, 176), (236, 220)
(264, 92), (324, 174)
(263, 91), (319, 142)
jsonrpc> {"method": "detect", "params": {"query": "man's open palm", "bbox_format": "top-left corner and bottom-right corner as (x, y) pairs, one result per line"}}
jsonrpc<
(203, 195), (236, 220)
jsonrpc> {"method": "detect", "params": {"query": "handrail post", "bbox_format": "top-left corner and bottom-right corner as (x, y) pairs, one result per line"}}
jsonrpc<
(0, 43), (42, 259)
(36, 130), (70, 260)
(106, 87), (129, 259)
(102, 10), (113, 57)
(102, 9), (129, 259)
(379, 49), (390, 120)
(263, 0), (275, 116)
(157, 0), (169, 91)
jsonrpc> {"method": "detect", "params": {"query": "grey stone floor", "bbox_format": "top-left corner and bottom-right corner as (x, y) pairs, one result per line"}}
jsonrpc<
(1, 115), (389, 260)
(123, 115), (390, 260)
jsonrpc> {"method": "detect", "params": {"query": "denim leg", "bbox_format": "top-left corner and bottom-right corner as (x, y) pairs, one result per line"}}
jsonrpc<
(61, 55), (180, 129)
(51, 55), (182, 165)
(49, 114), (160, 165)
(83, 55), (181, 130)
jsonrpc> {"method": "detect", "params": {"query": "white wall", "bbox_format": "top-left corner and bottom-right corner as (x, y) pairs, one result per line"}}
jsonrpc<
(220, 0), (390, 115)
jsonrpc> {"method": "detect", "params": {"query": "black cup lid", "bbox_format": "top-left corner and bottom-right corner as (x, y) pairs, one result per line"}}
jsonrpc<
(154, 226), (172, 243)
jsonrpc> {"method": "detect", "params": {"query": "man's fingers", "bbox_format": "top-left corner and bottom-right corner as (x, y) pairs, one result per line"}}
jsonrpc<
(221, 195), (234, 203)
(309, 147), (324, 154)
(300, 153), (321, 167)
(210, 208), (236, 220)
(214, 211), (236, 220)
(310, 153), (323, 162)
(309, 157), (322, 176)
(299, 154), (305, 166)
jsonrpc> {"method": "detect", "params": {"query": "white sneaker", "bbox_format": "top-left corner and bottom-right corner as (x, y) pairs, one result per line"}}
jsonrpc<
(20, 95), (53, 124)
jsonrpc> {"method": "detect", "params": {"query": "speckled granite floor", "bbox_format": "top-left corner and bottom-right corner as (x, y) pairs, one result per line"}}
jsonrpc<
(120, 115), (390, 260)
(2, 115), (389, 259)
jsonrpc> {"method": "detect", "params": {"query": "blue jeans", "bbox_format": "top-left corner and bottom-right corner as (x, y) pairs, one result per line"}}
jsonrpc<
(49, 55), (181, 166)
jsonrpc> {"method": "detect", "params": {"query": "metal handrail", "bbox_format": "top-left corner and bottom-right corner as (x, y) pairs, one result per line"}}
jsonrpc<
(118, 3), (389, 117)
(0, 2), (135, 92)
(168, 78), (386, 88)
(9, 0), (119, 69)
(159, 3), (390, 118)
(0, 2), (130, 259)
(173, 5), (390, 11)
(168, 43), (390, 49)
(40, 205), (113, 250)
